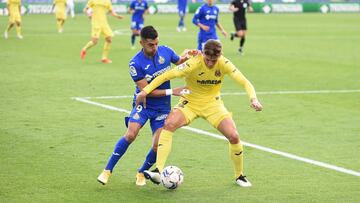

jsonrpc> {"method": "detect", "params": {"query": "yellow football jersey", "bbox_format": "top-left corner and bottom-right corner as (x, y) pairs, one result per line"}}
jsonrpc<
(54, 0), (66, 12)
(143, 54), (257, 103)
(8, 0), (21, 14)
(87, 0), (113, 26)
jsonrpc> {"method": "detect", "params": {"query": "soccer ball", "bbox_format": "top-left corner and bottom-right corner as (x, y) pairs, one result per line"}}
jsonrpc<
(160, 166), (184, 189)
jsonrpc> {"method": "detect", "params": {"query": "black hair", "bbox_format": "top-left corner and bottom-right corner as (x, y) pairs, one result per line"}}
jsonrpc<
(140, 26), (158, 40)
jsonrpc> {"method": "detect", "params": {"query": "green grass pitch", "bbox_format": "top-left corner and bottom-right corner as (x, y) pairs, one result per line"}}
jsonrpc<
(1, 13), (360, 202)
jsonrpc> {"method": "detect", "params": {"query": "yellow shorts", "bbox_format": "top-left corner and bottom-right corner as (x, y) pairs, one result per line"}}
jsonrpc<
(91, 24), (114, 38)
(174, 97), (232, 128)
(55, 11), (66, 20)
(9, 13), (21, 23)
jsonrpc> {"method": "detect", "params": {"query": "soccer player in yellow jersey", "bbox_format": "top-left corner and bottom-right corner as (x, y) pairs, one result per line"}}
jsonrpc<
(136, 40), (263, 187)
(52, 0), (67, 33)
(4, 0), (23, 39)
(80, 0), (124, 64)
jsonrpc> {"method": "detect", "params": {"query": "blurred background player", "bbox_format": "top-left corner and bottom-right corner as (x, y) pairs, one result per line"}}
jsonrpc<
(80, 0), (124, 64)
(177, 0), (187, 32)
(67, 0), (75, 18)
(229, 0), (253, 55)
(4, 0), (23, 39)
(52, 0), (67, 33)
(97, 26), (197, 186)
(128, 0), (148, 50)
(136, 40), (262, 187)
(192, 0), (227, 50)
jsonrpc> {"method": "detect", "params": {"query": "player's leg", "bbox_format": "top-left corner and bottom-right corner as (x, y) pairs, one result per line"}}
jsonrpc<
(237, 20), (247, 54)
(217, 118), (251, 187)
(4, 20), (14, 39)
(80, 27), (100, 59)
(101, 36), (112, 63)
(15, 21), (22, 39)
(177, 10), (185, 32)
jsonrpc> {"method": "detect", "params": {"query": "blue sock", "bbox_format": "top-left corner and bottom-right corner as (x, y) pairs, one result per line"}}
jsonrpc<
(131, 34), (135, 46)
(138, 148), (157, 173)
(105, 137), (130, 172)
(179, 16), (184, 27)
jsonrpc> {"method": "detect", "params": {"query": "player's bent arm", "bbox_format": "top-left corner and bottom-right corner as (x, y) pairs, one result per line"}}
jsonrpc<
(176, 49), (200, 65)
(228, 70), (263, 111)
(136, 79), (171, 97)
(216, 23), (227, 37)
(229, 4), (239, 12)
(110, 11), (124, 19)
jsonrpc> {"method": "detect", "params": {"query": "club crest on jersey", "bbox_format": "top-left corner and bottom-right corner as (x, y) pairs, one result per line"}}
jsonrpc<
(158, 56), (165, 64)
(215, 69), (221, 77)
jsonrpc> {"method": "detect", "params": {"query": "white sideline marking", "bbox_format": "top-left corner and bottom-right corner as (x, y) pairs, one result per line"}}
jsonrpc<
(76, 89), (360, 100)
(72, 96), (360, 177)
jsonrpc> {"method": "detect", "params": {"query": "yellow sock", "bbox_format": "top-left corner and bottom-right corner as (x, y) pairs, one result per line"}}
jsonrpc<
(229, 142), (244, 178)
(156, 130), (173, 172)
(102, 41), (111, 59)
(16, 25), (21, 36)
(56, 20), (62, 31)
(82, 41), (95, 51)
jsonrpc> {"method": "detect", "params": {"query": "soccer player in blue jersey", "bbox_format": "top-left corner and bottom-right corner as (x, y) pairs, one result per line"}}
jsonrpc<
(177, 0), (187, 32)
(97, 26), (198, 186)
(192, 0), (227, 50)
(129, 0), (148, 50)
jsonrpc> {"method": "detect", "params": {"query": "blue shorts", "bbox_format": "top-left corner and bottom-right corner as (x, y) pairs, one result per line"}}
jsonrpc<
(131, 21), (144, 31)
(125, 105), (170, 134)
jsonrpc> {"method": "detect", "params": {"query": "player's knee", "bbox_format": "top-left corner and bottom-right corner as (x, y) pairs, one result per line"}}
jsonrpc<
(125, 131), (138, 143)
(105, 38), (112, 43)
(163, 120), (179, 131)
(228, 132), (240, 144)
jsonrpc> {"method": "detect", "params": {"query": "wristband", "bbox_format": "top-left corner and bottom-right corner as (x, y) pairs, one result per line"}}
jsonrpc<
(165, 89), (173, 96)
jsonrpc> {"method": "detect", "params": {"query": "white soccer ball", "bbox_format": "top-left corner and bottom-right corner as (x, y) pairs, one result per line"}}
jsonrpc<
(160, 166), (184, 189)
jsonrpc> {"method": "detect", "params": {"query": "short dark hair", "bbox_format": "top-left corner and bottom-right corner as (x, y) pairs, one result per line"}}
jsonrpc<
(203, 40), (222, 58)
(140, 26), (158, 40)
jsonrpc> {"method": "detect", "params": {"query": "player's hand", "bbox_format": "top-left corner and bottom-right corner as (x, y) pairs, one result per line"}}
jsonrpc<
(221, 30), (228, 38)
(173, 87), (191, 96)
(250, 98), (263, 111)
(201, 25), (210, 32)
(248, 6), (254, 12)
(187, 49), (200, 57)
(136, 91), (148, 108)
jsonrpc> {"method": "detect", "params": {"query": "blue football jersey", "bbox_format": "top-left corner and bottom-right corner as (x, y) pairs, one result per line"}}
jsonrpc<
(192, 4), (219, 37)
(130, 0), (148, 22)
(129, 46), (180, 110)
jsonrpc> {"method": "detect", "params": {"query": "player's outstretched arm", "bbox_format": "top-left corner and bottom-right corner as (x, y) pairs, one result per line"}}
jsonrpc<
(110, 11), (124, 19)
(229, 4), (239, 12)
(177, 49), (200, 65)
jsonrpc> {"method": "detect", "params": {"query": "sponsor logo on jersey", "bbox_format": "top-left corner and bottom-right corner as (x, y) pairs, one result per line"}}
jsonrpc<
(197, 80), (222, 85)
(158, 56), (165, 64)
(145, 64), (150, 70)
(155, 114), (168, 121)
(205, 14), (217, 20)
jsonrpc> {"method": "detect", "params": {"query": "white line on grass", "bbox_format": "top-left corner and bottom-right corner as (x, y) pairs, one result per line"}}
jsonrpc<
(72, 96), (360, 177)
(76, 89), (360, 100)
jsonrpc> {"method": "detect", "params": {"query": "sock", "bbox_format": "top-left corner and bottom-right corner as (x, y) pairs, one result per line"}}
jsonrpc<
(105, 137), (130, 172)
(138, 148), (157, 173)
(233, 32), (239, 38)
(102, 41), (111, 59)
(179, 16), (184, 27)
(131, 34), (135, 46)
(82, 41), (95, 51)
(15, 25), (21, 36)
(229, 142), (244, 178)
(56, 20), (62, 31)
(156, 130), (173, 172)
(6, 24), (13, 32)
(240, 37), (245, 48)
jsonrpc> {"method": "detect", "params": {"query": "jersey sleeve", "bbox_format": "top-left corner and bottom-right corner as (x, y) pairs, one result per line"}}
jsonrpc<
(143, 57), (198, 94)
(192, 6), (202, 25)
(130, 1), (135, 10)
(129, 60), (145, 82)
(144, 2), (149, 9)
(223, 57), (257, 99)
(87, 0), (94, 8)
(107, 0), (113, 11)
(166, 46), (180, 64)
